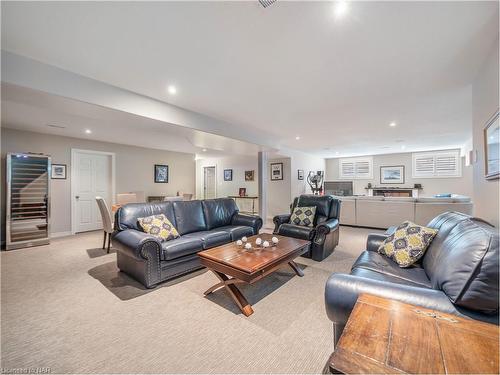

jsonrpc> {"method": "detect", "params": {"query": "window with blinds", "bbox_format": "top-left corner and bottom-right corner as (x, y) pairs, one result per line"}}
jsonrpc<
(412, 150), (462, 178)
(339, 157), (373, 179)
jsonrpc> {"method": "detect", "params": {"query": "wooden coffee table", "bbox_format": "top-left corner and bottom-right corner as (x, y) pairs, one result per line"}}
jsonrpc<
(198, 234), (310, 316)
(329, 293), (500, 374)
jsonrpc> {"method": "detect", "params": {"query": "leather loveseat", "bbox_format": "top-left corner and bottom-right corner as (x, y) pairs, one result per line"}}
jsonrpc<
(273, 195), (341, 261)
(325, 211), (499, 346)
(112, 198), (263, 288)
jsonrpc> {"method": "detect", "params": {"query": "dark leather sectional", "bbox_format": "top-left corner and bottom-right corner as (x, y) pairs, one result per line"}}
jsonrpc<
(273, 195), (341, 261)
(325, 211), (499, 345)
(112, 198), (263, 288)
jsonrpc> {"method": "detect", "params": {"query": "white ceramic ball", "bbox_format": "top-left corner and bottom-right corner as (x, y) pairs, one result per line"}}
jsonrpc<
(241, 236), (248, 242)
(236, 240), (243, 246)
(244, 243), (252, 250)
(263, 241), (270, 248)
(272, 236), (279, 244)
(255, 238), (262, 245)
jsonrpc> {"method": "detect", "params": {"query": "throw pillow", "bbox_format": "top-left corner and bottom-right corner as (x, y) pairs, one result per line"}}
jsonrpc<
(138, 214), (179, 241)
(378, 221), (438, 267)
(289, 206), (316, 227)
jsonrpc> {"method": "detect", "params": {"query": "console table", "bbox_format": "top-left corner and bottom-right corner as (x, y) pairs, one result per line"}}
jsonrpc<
(228, 196), (258, 215)
(329, 294), (499, 374)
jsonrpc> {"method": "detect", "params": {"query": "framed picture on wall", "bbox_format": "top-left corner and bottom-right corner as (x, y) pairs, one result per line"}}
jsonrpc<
(297, 169), (304, 180)
(154, 164), (169, 183)
(484, 110), (499, 180)
(224, 169), (233, 181)
(245, 170), (255, 181)
(51, 164), (67, 179)
(270, 162), (283, 181)
(380, 165), (404, 184)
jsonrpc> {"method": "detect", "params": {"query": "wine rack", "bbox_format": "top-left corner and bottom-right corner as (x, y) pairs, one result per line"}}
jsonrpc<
(6, 153), (51, 250)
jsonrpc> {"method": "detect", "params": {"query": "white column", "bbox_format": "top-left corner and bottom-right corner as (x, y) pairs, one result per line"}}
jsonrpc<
(258, 151), (269, 225)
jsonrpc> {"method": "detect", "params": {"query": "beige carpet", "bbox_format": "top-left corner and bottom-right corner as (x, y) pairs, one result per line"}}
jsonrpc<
(1, 226), (381, 374)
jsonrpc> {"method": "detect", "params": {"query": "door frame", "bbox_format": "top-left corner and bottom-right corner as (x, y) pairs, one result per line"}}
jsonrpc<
(202, 165), (217, 199)
(71, 148), (116, 235)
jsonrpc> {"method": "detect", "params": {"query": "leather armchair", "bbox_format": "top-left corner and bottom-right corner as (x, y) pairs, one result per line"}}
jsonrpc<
(325, 211), (499, 346)
(273, 195), (341, 261)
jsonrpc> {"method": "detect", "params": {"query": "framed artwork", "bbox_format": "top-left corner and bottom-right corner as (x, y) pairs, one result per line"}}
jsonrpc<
(380, 165), (404, 184)
(270, 162), (283, 181)
(298, 169), (304, 180)
(154, 164), (169, 183)
(51, 164), (67, 179)
(224, 169), (233, 181)
(239, 187), (247, 197)
(484, 110), (499, 180)
(245, 170), (255, 181)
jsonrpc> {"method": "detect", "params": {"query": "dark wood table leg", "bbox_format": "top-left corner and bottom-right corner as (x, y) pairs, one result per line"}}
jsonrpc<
(207, 270), (254, 316)
(288, 260), (304, 277)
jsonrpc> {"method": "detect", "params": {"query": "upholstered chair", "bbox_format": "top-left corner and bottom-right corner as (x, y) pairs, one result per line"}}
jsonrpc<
(96, 196), (114, 253)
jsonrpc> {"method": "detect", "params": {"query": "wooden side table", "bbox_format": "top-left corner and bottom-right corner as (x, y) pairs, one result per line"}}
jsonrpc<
(228, 195), (258, 214)
(329, 294), (499, 374)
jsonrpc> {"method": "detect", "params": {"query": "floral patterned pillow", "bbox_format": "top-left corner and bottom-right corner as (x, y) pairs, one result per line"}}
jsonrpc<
(378, 221), (438, 267)
(138, 214), (179, 241)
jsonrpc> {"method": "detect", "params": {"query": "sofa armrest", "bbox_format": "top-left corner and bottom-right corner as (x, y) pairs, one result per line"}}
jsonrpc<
(325, 273), (486, 328)
(231, 213), (263, 235)
(314, 218), (339, 245)
(273, 214), (291, 233)
(366, 233), (389, 252)
(112, 229), (162, 260)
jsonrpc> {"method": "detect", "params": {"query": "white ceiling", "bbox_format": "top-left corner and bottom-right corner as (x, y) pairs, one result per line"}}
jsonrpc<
(1, 84), (262, 158)
(1, 1), (499, 158)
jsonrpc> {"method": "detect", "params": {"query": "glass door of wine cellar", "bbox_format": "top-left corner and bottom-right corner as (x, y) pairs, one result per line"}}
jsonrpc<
(6, 153), (51, 250)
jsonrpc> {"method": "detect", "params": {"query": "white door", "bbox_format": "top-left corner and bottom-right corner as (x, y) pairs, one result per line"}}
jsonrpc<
(203, 166), (216, 199)
(73, 151), (112, 233)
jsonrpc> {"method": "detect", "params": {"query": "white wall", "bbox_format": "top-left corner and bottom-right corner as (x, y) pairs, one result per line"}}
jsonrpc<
(267, 157), (292, 220)
(195, 155), (258, 212)
(325, 150), (474, 197)
(472, 38), (499, 227)
(1, 128), (196, 240)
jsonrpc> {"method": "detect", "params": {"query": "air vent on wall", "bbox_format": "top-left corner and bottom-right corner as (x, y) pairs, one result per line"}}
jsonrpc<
(46, 124), (66, 129)
(259, 0), (277, 8)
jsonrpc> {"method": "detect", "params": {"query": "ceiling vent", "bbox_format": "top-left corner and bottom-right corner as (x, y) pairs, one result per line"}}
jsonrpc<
(46, 124), (66, 129)
(259, 0), (277, 8)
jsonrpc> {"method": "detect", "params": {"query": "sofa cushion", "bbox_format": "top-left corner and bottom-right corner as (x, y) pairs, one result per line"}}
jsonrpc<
(378, 221), (438, 267)
(201, 198), (238, 230)
(290, 206), (316, 227)
(427, 219), (499, 313)
(422, 211), (472, 273)
(172, 200), (207, 235)
(116, 202), (176, 231)
(218, 225), (254, 241)
(351, 267), (431, 288)
(138, 214), (179, 241)
(353, 251), (432, 288)
(161, 237), (203, 261)
(277, 223), (315, 241)
(183, 230), (232, 249)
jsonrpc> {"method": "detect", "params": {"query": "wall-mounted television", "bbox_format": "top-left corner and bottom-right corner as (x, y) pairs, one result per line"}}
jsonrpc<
(324, 181), (353, 196)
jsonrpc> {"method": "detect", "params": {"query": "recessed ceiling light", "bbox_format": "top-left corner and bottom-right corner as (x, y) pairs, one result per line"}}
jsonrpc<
(85, 129), (92, 134)
(202, 148), (207, 152)
(335, 151), (340, 155)
(295, 136), (301, 140)
(389, 122), (397, 127)
(401, 145), (406, 150)
(333, 1), (349, 19)
(167, 85), (177, 95)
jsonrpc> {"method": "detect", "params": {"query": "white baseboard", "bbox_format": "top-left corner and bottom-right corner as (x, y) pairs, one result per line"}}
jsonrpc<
(51, 231), (73, 239)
